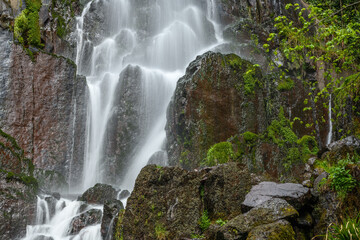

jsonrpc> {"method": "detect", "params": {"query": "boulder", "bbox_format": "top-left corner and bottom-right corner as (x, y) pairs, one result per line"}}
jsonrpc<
(69, 209), (102, 235)
(147, 151), (168, 166)
(246, 220), (296, 240)
(323, 136), (360, 163)
(215, 198), (298, 240)
(123, 165), (203, 239)
(79, 183), (117, 204)
(122, 163), (263, 239)
(203, 162), (262, 219)
(101, 199), (124, 238)
(242, 182), (311, 211)
(118, 190), (130, 200)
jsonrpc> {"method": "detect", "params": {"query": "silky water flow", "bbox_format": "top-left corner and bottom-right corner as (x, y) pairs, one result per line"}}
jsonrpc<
(23, 0), (223, 239)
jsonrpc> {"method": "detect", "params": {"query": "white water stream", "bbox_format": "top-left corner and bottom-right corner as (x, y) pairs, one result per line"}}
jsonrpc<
(326, 94), (333, 146)
(23, 0), (224, 239)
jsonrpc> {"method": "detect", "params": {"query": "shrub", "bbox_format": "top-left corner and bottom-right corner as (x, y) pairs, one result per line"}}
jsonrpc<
(319, 154), (359, 199)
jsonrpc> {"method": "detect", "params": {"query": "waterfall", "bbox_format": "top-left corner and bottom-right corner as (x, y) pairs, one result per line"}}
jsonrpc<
(326, 94), (333, 146)
(23, 196), (103, 240)
(75, 0), (223, 191)
(23, 0), (224, 239)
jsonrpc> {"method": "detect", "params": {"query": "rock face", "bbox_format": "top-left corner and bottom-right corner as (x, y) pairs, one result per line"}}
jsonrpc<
(166, 51), (328, 179)
(0, 43), (87, 183)
(166, 52), (264, 169)
(0, 130), (37, 239)
(122, 163), (260, 239)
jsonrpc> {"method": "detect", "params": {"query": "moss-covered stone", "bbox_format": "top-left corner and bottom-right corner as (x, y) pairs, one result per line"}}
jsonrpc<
(246, 220), (296, 240)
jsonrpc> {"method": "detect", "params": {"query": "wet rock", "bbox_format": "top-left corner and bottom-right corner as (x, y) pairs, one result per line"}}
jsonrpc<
(0, 44), (87, 183)
(216, 198), (298, 240)
(45, 195), (59, 218)
(118, 190), (130, 200)
(147, 151), (168, 166)
(69, 209), (102, 235)
(32, 236), (54, 240)
(102, 65), (143, 183)
(52, 192), (61, 200)
(79, 183), (117, 204)
(101, 199), (124, 238)
(34, 169), (69, 192)
(242, 182), (311, 211)
(246, 220), (296, 240)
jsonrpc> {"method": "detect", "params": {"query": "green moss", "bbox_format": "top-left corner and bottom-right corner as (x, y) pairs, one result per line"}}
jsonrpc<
(277, 77), (294, 91)
(154, 223), (169, 240)
(243, 67), (259, 95)
(267, 108), (298, 146)
(226, 54), (244, 70)
(265, 108), (319, 170)
(243, 131), (258, 144)
(113, 209), (125, 240)
(202, 142), (234, 167)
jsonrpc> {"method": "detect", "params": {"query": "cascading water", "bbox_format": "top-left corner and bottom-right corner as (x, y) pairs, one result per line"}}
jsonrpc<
(327, 94), (333, 146)
(23, 0), (224, 239)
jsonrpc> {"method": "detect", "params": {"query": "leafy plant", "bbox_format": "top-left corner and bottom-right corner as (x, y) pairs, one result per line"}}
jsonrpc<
(326, 215), (360, 240)
(319, 154), (359, 199)
(216, 219), (228, 226)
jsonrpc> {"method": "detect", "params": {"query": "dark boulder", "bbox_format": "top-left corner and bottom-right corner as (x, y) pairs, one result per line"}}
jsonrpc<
(69, 209), (102, 235)
(123, 165), (203, 239)
(122, 163), (262, 239)
(203, 162), (262, 219)
(118, 190), (130, 200)
(101, 199), (124, 238)
(242, 182), (311, 211)
(79, 183), (117, 204)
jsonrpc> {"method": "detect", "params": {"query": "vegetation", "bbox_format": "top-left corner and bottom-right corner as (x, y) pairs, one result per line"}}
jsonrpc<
(325, 215), (360, 240)
(265, 1), (360, 139)
(198, 210), (211, 232)
(216, 219), (228, 226)
(14, 0), (43, 48)
(154, 223), (169, 240)
(202, 142), (235, 167)
(318, 154), (359, 199)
